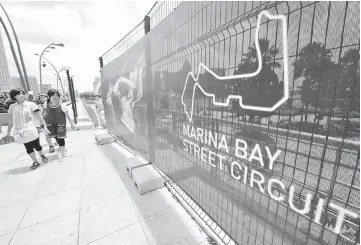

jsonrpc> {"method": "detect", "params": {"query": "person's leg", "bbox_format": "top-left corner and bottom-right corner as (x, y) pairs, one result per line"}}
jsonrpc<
(55, 137), (66, 160)
(33, 138), (45, 161)
(57, 138), (65, 153)
(45, 135), (54, 153)
(23, 140), (40, 169)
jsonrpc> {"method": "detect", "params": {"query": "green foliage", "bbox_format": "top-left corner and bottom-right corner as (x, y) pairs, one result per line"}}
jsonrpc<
(232, 38), (282, 119)
(293, 42), (337, 111)
(0, 91), (14, 113)
(79, 91), (95, 100)
(338, 48), (360, 113)
(293, 42), (360, 123)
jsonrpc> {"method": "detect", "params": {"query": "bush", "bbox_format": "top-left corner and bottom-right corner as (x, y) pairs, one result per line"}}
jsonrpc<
(0, 91), (13, 113)
(79, 91), (95, 100)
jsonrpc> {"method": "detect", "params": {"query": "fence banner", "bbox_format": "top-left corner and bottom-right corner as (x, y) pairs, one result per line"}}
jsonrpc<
(101, 1), (360, 244)
(101, 38), (152, 157)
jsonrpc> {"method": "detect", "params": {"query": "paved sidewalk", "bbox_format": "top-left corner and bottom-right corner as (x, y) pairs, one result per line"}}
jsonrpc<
(0, 129), (208, 245)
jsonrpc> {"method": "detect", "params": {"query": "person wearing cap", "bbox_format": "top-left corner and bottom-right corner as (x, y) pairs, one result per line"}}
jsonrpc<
(27, 91), (34, 102)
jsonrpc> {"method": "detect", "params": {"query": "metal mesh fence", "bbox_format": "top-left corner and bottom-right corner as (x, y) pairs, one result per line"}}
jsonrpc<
(147, 1), (182, 29)
(101, 21), (145, 66)
(101, 1), (360, 244)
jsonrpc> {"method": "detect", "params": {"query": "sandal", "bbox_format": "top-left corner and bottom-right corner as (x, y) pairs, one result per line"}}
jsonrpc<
(41, 154), (48, 163)
(30, 162), (40, 170)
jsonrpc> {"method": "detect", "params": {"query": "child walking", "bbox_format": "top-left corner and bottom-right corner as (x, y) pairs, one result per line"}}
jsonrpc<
(6, 89), (50, 170)
(45, 89), (75, 161)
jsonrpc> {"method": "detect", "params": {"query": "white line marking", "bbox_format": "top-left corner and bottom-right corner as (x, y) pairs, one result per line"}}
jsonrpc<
(181, 10), (289, 122)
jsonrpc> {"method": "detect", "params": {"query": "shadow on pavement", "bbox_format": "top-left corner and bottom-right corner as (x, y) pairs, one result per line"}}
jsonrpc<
(4, 166), (33, 175)
(97, 142), (207, 245)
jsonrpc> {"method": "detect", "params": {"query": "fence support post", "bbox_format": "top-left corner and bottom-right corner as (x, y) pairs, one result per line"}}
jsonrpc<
(66, 70), (77, 125)
(99, 57), (103, 68)
(172, 111), (177, 152)
(144, 15), (156, 164)
(70, 77), (78, 119)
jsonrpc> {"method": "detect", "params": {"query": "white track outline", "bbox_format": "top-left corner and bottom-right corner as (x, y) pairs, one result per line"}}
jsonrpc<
(181, 11), (289, 122)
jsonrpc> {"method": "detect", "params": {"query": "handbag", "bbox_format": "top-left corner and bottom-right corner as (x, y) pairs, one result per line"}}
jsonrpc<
(10, 121), (39, 144)
(0, 135), (14, 145)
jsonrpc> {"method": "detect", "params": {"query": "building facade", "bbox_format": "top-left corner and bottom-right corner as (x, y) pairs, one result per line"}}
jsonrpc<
(0, 30), (12, 92)
(41, 84), (52, 93)
(11, 76), (40, 94)
(28, 76), (39, 93)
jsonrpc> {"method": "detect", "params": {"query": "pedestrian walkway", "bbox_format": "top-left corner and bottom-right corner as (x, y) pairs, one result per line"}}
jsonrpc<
(0, 129), (209, 245)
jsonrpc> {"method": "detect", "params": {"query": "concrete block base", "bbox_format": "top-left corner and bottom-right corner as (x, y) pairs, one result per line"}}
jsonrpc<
(77, 117), (91, 122)
(126, 156), (149, 177)
(132, 164), (164, 195)
(95, 133), (115, 145)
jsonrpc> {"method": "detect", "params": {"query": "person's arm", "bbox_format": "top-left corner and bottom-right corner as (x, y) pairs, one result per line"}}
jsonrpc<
(40, 104), (46, 118)
(6, 117), (13, 135)
(34, 110), (50, 134)
(30, 102), (50, 134)
(6, 105), (13, 135)
(61, 103), (75, 129)
(65, 111), (75, 129)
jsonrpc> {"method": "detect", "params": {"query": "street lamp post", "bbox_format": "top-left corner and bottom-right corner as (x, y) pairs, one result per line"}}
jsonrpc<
(58, 66), (70, 93)
(38, 42), (64, 93)
(35, 53), (69, 94)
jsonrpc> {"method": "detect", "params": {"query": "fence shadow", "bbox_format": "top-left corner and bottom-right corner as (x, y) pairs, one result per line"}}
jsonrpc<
(96, 142), (209, 245)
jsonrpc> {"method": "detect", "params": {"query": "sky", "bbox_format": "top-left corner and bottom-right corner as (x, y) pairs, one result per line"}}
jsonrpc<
(1, 0), (155, 92)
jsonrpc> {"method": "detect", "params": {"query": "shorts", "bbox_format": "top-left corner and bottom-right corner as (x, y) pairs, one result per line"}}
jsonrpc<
(47, 124), (67, 139)
(23, 138), (42, 154)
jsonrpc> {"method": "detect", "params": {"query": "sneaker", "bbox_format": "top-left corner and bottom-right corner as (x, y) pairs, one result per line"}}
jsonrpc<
(49, 146), (55, 153)
(41, 154), (48, 163)
(30, 162), (40, 170)
(57, 152), (64, 162)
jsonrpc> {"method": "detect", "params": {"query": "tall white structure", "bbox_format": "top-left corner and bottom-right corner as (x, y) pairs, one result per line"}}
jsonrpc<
(11, 76), (39, 93)
(0, 29), (12, 92)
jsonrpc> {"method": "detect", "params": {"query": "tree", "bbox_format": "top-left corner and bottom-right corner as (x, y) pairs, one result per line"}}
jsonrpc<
(0, 91), (13, 113)
(338, 48), (360, 114)
(293, 42), (338, 123)
(232, 38), (282, 122)
(79, 91), (95, 100)
(334, 48), (360, 137)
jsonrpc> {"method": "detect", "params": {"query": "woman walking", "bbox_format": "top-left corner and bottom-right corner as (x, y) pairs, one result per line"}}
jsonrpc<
(6, 89), (49, 170)
(94, 95), (106, 128)
(45, 89), (75, 161)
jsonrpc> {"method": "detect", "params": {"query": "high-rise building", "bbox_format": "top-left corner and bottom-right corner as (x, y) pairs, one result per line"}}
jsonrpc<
(11, 76), (40, 93)
(28, 76), (39, 93)
(11, 77), (22, 89)
(0, 29), (12, 92)
(41, 84), (52, 93)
